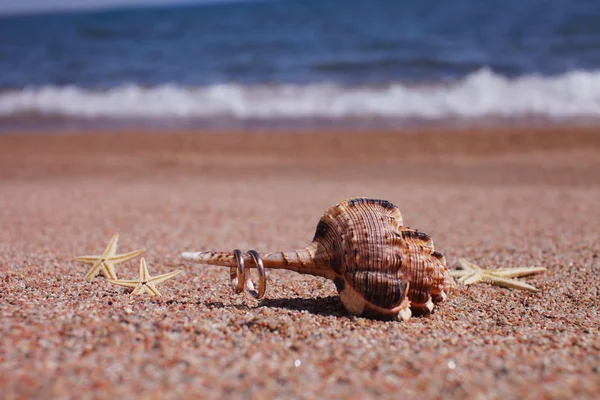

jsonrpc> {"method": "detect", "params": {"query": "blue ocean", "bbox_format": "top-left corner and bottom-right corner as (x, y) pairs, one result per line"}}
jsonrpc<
(1, 0), (600, 129)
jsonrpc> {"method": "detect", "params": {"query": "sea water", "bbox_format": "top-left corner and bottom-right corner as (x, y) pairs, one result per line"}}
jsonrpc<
(1, 0), (600, 129)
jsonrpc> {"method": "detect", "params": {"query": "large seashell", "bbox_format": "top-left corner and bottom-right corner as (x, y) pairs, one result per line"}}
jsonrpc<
(182, 198), (456, 321)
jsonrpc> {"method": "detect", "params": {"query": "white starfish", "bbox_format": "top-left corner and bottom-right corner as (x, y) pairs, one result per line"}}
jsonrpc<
(73, 233), (146, 281)
(450, 258), (546, 292)
(107, 257), (181, 296)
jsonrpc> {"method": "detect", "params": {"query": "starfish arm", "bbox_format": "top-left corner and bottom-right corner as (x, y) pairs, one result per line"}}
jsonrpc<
(106, 278), (142, 288)
(490, 267), (547, 278)
(107, 249), (146, 264)
(450, 268), (479, 282)
(73, 255), (102, 264)
(84, 260), (104, 281)
(148, 269), (182, 285)
(132, 285), (153, 295)
(131, 285), (144, 295)
(145, 283), (162, 296)
(101, 261), (118, 280)
(456, 272), (474, 283)
(451, 259), (479, 280)
(103, 233), (120, 258)
(461, 271), (484, 285)
(482, 275), (541, 292)
(458, 258), (482, 271)
(450, 270), (475, 281)
(139, 258), (151, 282)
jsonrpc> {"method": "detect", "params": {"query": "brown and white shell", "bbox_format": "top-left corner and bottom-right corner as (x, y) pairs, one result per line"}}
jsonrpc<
(182, 198), (456, 321)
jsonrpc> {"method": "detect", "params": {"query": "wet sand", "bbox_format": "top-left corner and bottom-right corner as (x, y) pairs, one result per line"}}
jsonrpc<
(1, 127), (599, 399)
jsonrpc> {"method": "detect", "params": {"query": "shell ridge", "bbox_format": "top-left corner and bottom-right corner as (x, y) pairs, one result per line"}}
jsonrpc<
(339, 199), (412, 310)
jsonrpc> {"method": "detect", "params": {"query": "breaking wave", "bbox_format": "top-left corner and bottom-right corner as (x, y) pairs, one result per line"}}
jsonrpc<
(2, 69), (600, 121)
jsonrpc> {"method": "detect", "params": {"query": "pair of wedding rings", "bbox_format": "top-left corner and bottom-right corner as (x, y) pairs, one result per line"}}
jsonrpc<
(230, 249), (266, 299)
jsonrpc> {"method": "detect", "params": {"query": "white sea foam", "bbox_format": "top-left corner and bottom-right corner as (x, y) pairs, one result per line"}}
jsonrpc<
(2, 68), (600, 120)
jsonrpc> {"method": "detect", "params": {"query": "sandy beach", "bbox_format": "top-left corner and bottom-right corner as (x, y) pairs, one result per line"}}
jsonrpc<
(1, 127), (599, 399)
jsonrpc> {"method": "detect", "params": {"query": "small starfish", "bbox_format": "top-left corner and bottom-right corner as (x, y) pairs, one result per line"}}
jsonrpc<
(107, 257), (181, 296)
(450, 258), (546, 292)
(73, 233), (146, 281)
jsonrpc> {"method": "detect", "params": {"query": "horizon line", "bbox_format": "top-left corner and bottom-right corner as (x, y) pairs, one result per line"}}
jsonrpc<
(0, 0), (273, 18)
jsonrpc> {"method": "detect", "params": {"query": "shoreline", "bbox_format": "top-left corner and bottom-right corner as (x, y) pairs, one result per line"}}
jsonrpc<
(3, 116), (600, 136)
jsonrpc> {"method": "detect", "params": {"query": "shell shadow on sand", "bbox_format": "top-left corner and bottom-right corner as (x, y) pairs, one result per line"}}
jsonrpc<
(202, 296), (348, 318)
